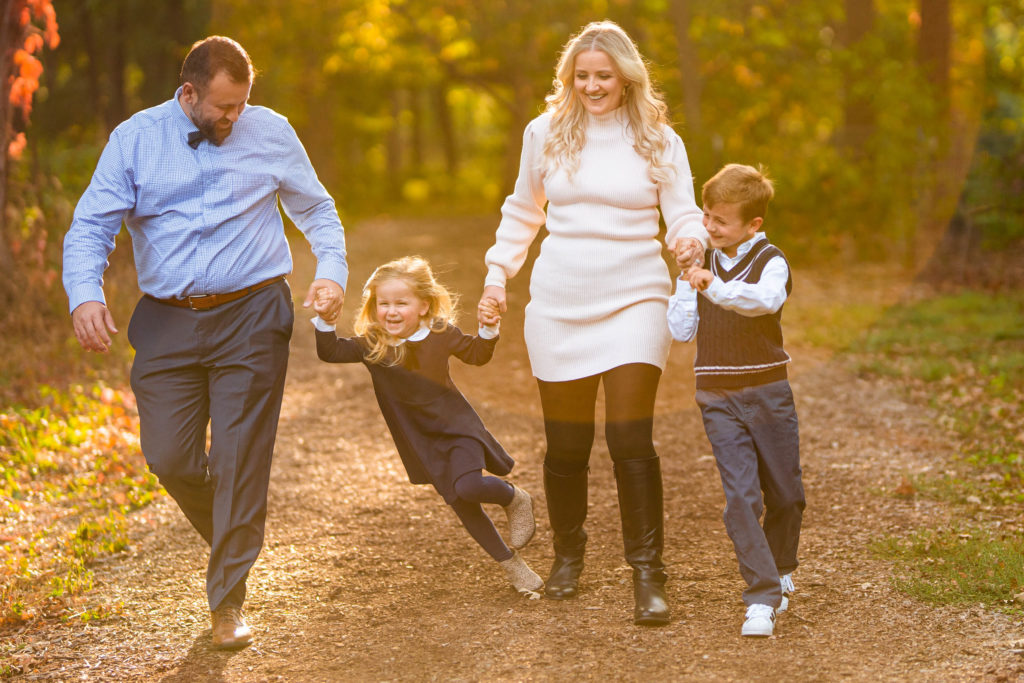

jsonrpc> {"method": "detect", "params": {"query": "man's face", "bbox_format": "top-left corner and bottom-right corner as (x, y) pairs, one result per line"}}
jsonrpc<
(183, 70), (251, 145)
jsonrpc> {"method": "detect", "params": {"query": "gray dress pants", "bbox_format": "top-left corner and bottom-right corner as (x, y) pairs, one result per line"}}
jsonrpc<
(128, 280), (293, 611)
(696, 379), (804, 608)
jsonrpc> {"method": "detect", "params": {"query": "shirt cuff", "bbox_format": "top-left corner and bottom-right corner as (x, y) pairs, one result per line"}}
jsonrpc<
(478, 323), (499, 339)
(67, 285), (107, 314)
(312, 262), (349, 294)
(705, 277), (726, 299)
(311, 315), (336, 332)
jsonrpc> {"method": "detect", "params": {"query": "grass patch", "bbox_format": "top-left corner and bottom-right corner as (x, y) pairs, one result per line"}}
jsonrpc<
(0, 383), (160, 629)
(870, 526), (1024, 610)
(848, 290), (1024, 503)
(853, 290), (1024, 611)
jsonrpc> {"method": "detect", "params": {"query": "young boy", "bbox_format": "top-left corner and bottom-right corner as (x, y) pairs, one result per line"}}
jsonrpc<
(667, 163), (805, 638)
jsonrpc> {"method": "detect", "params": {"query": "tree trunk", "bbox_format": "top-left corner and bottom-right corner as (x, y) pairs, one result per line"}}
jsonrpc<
(912, 0), (960, 270)
(501, 76), (533, 198)
(667, 0), (708, 177)
(106, 1), (128, 132)
(0, 0), (19, 296)
(386, 89), (403, 198)
(433, 82), (458, 177)
(841, 0), (875, 153)
(918, 0), (951, 118)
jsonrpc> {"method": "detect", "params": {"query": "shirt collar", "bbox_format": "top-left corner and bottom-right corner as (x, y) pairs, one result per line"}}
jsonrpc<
(391, 324), (430, 345)
(721, 232), (767, 264)
(173, 86), (200, 137)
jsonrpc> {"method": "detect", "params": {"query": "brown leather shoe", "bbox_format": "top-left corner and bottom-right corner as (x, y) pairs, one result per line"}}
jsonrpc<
(211, 604), (253, 650)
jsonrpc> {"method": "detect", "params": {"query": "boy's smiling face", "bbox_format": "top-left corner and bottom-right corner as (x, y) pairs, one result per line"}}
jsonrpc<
(702, 201), (762, 258)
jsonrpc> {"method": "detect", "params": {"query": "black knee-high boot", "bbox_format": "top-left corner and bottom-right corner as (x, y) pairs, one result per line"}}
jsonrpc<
(543, 464), (588, 599)
(614, 456), (669, 626)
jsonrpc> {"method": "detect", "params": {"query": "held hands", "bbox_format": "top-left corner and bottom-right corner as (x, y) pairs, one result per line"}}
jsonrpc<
(477, 285), (507, 326)
(72, 301), (118, 353)
(305, 278), (345, 325)
(687, 267), (714, 292)
(670, 237), (705, 274)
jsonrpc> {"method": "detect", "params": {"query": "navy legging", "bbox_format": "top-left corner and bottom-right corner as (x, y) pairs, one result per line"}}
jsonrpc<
(450, 470), (515, 562)
(537, 363), (662, 475)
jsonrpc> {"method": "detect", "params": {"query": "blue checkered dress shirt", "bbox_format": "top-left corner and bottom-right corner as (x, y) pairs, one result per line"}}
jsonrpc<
(63, 88), (348, 312)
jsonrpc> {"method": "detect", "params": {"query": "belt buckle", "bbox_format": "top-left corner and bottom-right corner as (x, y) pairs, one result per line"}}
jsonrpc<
(187, 294), (213, 310)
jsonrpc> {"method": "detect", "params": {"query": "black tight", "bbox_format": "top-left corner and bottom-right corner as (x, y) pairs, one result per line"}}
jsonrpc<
(537, 363), (662, 475)
(449, 470), (515, 562)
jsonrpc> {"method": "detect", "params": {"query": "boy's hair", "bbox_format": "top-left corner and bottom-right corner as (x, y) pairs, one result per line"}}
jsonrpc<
(702, 164), (775, 223)
(354, 256), (458, 365)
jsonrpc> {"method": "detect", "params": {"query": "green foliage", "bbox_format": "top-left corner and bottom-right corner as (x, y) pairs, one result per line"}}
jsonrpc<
(871, 527), (1024, 610)
(958, 2), (1024, 249)
(0, 383), (160, 626)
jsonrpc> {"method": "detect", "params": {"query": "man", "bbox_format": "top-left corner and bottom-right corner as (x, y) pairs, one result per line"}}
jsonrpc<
(62, 36), (346, 650)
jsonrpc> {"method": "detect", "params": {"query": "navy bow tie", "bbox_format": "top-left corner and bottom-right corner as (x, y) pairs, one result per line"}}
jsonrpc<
(187, 130), (204, 149)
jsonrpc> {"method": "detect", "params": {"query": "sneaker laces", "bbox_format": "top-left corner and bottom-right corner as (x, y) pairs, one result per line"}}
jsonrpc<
(780, 573), (795, 595)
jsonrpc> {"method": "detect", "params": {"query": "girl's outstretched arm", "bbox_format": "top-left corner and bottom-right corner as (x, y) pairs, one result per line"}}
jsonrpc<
(448, 325), (499, 366)
(313, 319), (365, 364)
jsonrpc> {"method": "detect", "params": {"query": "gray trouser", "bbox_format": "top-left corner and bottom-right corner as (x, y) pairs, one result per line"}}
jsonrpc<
(696, 379), (804, 608)
(128, 280), (293, 611)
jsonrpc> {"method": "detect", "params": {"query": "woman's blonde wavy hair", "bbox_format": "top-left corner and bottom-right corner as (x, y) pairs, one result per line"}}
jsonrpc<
(354, 256), (458, 365)
(542, 20), (675, 184)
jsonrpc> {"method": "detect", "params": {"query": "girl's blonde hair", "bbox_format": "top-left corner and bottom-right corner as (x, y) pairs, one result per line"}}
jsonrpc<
(542, 20), (675, 184)
(354, 256), (458, 365)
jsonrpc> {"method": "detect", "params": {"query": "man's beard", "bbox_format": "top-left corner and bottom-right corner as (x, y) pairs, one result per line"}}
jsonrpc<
(192, 113), (232, 146)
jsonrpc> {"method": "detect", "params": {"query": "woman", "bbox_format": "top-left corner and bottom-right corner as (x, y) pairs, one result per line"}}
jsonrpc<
(477, 20), (707, 626)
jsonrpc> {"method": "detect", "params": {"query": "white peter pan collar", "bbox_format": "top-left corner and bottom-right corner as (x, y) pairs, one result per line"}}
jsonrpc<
(392, 324), (431, 345)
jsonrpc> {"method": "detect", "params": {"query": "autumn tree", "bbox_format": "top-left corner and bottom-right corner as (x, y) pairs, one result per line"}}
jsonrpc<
(0, 0), (58, 292)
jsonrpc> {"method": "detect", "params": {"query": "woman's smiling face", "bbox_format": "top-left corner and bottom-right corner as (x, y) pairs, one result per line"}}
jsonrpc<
(573, 49), (624, 116)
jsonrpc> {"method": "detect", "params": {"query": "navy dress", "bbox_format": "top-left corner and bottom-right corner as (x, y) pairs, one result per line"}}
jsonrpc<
(316, 324), (514, 504)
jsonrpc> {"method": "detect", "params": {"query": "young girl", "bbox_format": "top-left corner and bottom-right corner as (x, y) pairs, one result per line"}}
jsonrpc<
(312, 256), (543, 598)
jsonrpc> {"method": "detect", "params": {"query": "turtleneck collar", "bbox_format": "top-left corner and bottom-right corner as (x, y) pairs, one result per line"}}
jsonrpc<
(585, 106), (627, 128)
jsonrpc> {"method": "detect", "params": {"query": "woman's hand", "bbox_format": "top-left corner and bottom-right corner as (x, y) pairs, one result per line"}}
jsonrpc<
(478, 285), (507, 326)
(672, 237), (705, 272)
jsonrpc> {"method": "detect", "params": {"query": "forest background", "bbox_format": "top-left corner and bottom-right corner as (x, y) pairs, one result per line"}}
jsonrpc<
(0, 0), (1022, 670)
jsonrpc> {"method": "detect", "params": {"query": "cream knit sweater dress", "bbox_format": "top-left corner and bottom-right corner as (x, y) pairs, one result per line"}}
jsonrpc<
(484, 109), (707, 382)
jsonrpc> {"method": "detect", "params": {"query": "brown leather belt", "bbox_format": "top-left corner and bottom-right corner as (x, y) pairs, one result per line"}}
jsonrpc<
(147, 275), (286, 310)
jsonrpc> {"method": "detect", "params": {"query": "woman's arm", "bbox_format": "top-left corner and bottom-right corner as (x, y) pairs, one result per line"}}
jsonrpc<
(659, 128), (709, 266)
(482, 116), (549, 291)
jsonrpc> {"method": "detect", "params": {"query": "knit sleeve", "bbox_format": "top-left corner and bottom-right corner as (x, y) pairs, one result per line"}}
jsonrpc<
(483, 115), (549, 289)
(658, 127), (708, 251)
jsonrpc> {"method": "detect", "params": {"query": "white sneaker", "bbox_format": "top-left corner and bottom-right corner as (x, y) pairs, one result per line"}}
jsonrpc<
(778, 574), (795, 613)
(741, 603), (776, 637)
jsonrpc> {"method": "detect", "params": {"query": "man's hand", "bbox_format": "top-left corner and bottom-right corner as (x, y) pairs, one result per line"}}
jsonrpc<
(304, 278), (345, 324)
(72, 301), (118, 353)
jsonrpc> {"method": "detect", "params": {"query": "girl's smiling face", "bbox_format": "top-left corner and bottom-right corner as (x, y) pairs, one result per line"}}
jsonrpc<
(574, 49), (624, 116)
(375, 277), (429, 339)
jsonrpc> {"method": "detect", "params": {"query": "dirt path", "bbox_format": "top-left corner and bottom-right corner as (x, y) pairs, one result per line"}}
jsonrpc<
(8, 216), (1024, 681)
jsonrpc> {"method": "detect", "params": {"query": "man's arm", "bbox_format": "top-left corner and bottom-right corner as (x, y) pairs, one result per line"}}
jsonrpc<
(63, 129), (136, 352)
(275, 121), (348, 320)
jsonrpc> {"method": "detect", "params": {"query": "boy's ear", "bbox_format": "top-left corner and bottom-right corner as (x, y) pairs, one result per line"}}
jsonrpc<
(748, 217), (763, 233)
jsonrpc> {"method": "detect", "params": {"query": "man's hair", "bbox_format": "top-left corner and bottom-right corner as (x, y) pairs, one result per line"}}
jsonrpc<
(180, 36), (254, 92)
(702, 164), (775, 222)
